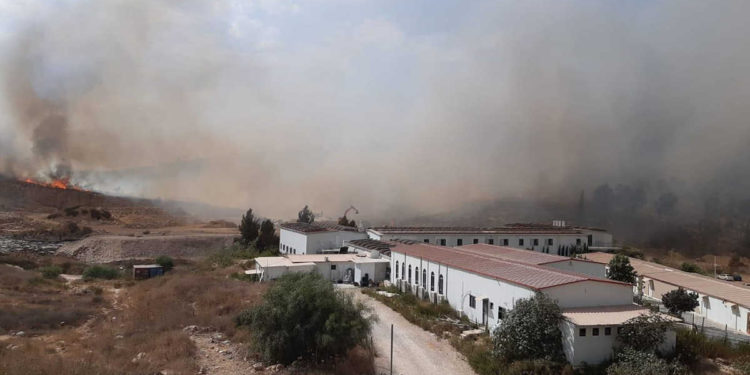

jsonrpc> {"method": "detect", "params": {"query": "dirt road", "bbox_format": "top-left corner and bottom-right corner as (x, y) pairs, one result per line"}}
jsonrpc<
(351, 290), (477, 375)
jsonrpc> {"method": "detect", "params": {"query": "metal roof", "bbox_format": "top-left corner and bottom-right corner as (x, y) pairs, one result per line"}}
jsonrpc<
(562, 305), (677, 326)
(583, 252), (750, 308)
(280, 222), (360, 234)
(346, 239), (394, 255)
(368, 226), (583, 235)
(454, 244), (595, 265)
(390, 242), (628, 291)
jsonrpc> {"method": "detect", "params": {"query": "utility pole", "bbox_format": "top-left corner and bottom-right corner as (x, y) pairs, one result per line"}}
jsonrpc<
(714, 256), (717, 278)
(390, 324), (394, 375)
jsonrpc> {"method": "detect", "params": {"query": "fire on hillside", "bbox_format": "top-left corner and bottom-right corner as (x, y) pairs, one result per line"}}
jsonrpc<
(22, 177), (88, 191)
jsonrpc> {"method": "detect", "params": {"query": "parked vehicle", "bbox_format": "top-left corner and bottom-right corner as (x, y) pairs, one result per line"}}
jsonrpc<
(734, 274), (743, 281)
(717, 273), (734, 281)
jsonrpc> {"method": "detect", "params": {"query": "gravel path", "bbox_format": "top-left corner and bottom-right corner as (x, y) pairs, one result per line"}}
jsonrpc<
(351, 291), (477, 375)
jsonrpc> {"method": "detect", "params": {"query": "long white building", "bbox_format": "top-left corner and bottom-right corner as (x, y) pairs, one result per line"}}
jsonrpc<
(586, 252), (750, 335)
(368, 222), (613, 253)
(279, 222), (367, 255)
(388, 241), (673, 366)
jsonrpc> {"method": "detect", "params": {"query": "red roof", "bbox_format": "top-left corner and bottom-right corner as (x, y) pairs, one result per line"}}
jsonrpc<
(390, 242), (627, 291)
(455, 244), (600, 265)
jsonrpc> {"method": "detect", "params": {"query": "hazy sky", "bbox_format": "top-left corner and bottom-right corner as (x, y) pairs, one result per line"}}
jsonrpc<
(1, 0), (749, 220)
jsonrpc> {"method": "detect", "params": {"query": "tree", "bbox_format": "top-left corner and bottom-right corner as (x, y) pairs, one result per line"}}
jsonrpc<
(608, 254), (637, 284)
(298, 205), (315, 224)
(617, 313), (672, 351)
(492, 293), (565, 363)
(155, 255), (174, 271)
(235, 272), (372, 364)
(679, 262), (703, 274)
(256, 219), (279, 250)
(238, 208), (260, 246)
(661, 288), (699, 315)
(337, 215), (356, 227)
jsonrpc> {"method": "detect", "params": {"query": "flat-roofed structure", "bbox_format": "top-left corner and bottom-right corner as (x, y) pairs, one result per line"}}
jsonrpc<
(279, 222), (367, 255)
(253, 253), (389, 285)
(368, 222), (612, 253)
(389, 241), (670, 366)
(584, 252), (750, 334)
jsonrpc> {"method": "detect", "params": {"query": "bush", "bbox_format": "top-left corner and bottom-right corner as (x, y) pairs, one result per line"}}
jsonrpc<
(617, 313), (672, 352)
(607, 254), (637, 283)
(39, 265), (62, 279)
(662, 288), (699, 315)
(505, 359), (573, 375)
(492, 292), (565, 362)
(82, 265), (119, 280)
(679, 262), (704, 274)
(675, 328), (733, 364)
(155, 256), (174, 271)
(236, 272), (373, 364)
(607, 347), (685, 375)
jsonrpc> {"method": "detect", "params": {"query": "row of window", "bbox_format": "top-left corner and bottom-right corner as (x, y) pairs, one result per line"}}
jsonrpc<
(281, 244), (298, 254)
(422, 238), (581, 247)
(579, 327), (618, 337)
(394, 261), (444, 294)
(467, 294), (507, 321)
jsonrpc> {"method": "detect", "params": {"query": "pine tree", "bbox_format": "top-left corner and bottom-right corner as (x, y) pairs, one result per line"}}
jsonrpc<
(239, 208), (260, 246)
(298, 205), (315, 224)
(257, 219), (279, 250)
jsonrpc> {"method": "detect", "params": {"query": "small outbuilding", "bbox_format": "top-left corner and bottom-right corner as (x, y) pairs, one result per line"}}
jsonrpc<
(133, 264), (164, 280)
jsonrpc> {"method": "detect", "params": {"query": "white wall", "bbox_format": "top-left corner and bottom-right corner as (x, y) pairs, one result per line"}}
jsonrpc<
(561, 321), (676, 366)
(544, 281), (633, 308)
(373, 232), (586, 253)
(281, 229), (367, 255)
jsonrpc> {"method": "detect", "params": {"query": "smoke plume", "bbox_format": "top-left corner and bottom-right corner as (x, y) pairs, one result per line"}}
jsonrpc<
(1, 0), (749, 221)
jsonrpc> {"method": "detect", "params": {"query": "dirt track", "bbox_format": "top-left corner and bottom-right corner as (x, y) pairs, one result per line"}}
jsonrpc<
(351, 290), (476, 375)
(57, 233), (236, 263)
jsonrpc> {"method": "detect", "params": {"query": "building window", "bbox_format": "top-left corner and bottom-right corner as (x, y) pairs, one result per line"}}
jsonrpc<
(617, 327), (623, 334)
(604, 327), (612, 336)
(422, 269), (426, 286)
(395, 261), (399, 279)
(576, 238), (582, 246)
(473, 239), (479, 244)
(331, 265), (337, 270)
(469, 295), (476, 308)
(457, 239), (463, 246)
(424, 239), (429, 243)
(518, 239), (524, 246)
(408, 265), (412, 283)
(430, 272), (435, 291)
(503, 239), (509, 246)
(593, 328), (599, 336)
(547, 238), (553, 246)
(415, 267), (419, 285)
(579, 328), (586, 337)
(498, 306), (506, 320)
(488, 239), (494, 245)
(533, 239), (539, 246)
(440, 239), (446, 246)
(402, 263), (405, 279)
(438, 274), (444, 294)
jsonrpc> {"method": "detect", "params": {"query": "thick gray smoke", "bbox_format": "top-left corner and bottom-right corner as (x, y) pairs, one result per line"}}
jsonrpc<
(1, 0), (749, 220)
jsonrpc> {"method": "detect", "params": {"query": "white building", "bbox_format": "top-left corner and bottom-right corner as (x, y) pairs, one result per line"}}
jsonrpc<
(252, 253), (389, 285)
(367, 222), (613, 253)
(389, 241), (673, 366)
(280, 222), (367, 255)
(586, 252), (750, 335)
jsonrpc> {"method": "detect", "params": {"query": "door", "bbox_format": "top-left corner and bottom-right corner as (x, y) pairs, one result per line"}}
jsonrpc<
(482, 299), (489, 326)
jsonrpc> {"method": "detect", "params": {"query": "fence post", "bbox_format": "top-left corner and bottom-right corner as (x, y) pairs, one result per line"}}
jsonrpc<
(390, 324), (394, 375)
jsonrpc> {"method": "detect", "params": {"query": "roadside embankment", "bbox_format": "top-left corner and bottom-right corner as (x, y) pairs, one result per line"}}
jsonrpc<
(57, 234), (236, 263)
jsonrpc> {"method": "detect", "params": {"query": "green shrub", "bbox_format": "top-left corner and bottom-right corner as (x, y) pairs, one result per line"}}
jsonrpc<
(607, 347), (685, 375)
(679, 262), (704, 274)
(155, 256), (174, 271)
(492, 293), (565, 362)
(82, 265), (119, 280)
(675, 328), (733, 364)
(235, 272), (372, 365)
(617, 314), (671, 352)
(39, 265), (62, 279)
(505, 359), (572, 375)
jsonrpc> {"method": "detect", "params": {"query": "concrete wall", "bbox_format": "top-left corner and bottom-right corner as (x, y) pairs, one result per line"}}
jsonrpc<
(561, 320), (676, 366)
(544, 281), (633, 308)
(373, 232), (586, 253)
(544, 260), (607, 278)
(257, 264), (315, 280)
(354, 262), (388, 285)
(281, 229), (367, 255)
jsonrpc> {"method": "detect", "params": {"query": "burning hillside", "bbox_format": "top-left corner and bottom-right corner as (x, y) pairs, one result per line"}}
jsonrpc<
(22, 177), (88, 191)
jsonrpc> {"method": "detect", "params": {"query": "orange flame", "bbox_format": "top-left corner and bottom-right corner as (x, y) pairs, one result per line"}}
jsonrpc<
(22, 177), (88, 191)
